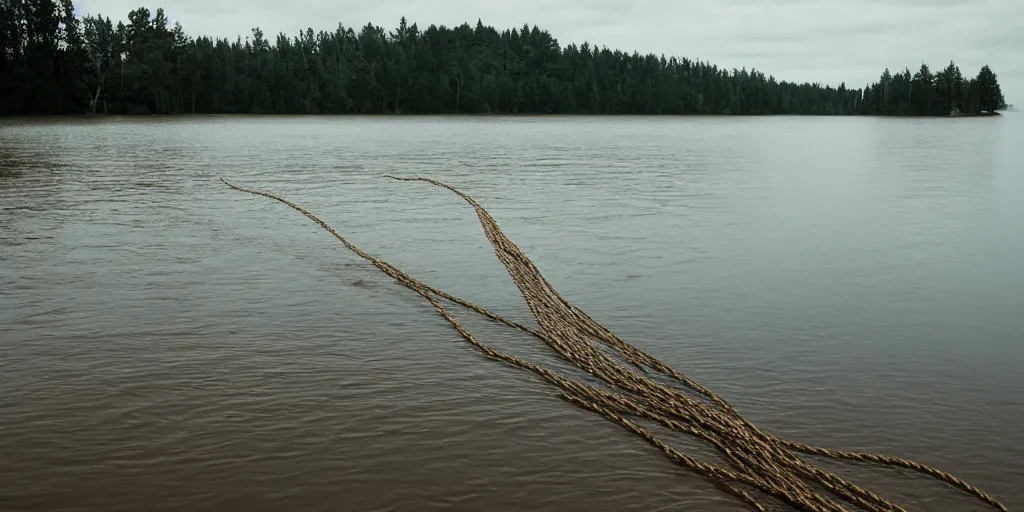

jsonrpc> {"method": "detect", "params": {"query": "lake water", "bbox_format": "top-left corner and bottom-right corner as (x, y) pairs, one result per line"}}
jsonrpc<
(1, 115), (1022, 511)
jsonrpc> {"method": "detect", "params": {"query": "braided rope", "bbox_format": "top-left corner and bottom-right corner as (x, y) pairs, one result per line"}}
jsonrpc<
(220, 176), (1008, 512)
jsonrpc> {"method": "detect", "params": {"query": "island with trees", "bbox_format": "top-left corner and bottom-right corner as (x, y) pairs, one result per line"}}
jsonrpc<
(0, 2), (1008, 116)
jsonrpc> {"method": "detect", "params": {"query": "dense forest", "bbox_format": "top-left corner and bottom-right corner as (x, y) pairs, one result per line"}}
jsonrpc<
(0, 0), (1008, 116)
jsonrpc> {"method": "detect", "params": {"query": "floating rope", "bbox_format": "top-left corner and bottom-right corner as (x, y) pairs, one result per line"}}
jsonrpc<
(220, 175), (1008, 512)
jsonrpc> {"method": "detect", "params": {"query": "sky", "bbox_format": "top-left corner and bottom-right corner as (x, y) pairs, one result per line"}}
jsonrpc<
(75, 0), (1022, 104)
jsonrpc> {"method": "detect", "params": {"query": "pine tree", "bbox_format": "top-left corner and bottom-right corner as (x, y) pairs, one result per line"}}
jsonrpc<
(976, 65), (1006, 113)
(0, 2), (1009, 117)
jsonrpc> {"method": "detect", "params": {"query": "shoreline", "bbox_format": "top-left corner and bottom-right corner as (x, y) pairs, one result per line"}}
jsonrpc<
(1, 111), (1005, 119)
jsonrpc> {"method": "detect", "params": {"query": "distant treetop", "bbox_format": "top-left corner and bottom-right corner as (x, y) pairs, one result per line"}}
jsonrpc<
(0, 3), (1008, 116)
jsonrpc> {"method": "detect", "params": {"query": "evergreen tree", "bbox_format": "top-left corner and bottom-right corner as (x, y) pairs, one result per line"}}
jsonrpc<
(911, 63), (934, 116)
(0, 2), (1010, 117)
(82, 14), (116, 113)
(976, 65), (1006, 113)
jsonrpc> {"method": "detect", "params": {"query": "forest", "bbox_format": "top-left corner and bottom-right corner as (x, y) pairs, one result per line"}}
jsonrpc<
(0, 0), (1008, 116)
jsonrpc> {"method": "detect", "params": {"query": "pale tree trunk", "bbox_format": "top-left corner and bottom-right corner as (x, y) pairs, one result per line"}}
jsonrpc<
(89, 62), (105, 114)
(455, 75), (462, 113)
(90, 81), (103, 113)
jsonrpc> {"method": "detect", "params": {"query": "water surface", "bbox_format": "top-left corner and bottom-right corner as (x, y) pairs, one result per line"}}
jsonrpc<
(2, 115), (1022, 511)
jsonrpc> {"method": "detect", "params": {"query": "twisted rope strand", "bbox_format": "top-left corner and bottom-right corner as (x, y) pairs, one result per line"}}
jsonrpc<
(220, 176), (1008, 512)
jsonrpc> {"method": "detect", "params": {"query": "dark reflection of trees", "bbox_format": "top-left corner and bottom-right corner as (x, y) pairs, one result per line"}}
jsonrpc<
(0, 151), (24, 183)
(0, 152), (69, 193)
(0, 137), (74, 246)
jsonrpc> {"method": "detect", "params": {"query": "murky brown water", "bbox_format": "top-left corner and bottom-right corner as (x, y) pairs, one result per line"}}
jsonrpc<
(2, 115), (1022, 511)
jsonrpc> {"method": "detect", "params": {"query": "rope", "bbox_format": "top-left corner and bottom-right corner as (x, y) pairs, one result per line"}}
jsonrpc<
(219, 175), (1009, 512)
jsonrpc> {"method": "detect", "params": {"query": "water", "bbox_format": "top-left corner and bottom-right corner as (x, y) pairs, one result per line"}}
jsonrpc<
(1, 115), (1022, 511)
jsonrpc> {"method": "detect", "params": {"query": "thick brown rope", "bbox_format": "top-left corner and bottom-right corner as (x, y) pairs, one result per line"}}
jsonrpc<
(219, 175), (1009, 512)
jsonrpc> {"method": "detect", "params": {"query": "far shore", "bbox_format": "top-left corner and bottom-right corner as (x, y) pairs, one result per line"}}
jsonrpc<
(1, 111), (1007, 120)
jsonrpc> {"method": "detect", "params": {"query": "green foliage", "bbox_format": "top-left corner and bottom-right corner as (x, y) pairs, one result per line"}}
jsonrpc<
(975, 65), (1006, 113)
(858, 61), (1007, 116)
(0, 2), (1009, 116)
(1, 0), (90, 113)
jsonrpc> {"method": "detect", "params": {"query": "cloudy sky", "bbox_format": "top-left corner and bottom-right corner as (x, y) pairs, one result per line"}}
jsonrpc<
(76, 0), (1021, 104)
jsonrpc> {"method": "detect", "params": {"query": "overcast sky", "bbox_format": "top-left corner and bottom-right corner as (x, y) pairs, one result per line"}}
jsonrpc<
(76, 0), (1021, 104)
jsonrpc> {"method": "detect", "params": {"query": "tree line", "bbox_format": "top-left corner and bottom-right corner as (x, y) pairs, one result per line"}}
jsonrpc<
(0, 1), (1008, 116)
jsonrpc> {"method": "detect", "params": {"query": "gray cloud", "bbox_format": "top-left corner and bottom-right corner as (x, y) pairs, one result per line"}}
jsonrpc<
(76, 0), (1021, 103)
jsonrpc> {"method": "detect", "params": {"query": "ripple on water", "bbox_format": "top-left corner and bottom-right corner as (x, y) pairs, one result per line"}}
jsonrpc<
(1, 115), (1022, 511)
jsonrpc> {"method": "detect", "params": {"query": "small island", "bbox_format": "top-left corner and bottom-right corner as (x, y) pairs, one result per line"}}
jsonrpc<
(0, 4), (1008, 117)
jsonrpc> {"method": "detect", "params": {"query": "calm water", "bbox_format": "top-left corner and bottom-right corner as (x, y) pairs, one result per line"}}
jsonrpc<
(1, 115), (1022, 511)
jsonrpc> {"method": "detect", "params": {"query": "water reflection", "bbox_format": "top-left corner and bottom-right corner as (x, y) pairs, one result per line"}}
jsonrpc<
(1, 115), (1021, 512)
